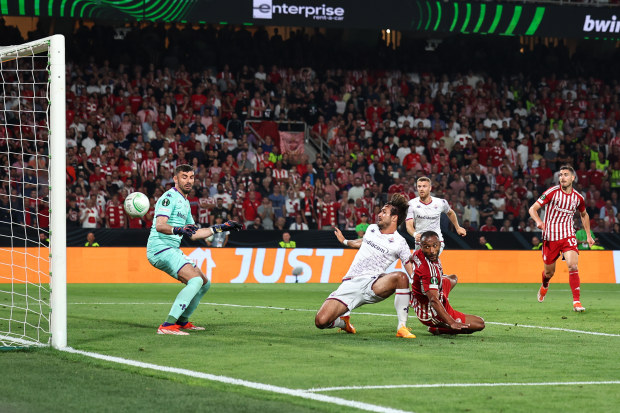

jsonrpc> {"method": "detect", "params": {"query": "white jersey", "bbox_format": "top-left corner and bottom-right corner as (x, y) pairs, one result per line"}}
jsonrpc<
(343, 224), (411, 280)
(406, 196), (450, 242)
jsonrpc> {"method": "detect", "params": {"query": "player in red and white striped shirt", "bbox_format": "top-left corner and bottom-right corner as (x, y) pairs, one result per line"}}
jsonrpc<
(529, 165), (594, 312)
(410, 231), (485, 335)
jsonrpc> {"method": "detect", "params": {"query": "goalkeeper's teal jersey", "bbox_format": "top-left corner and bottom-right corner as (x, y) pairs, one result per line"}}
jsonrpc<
(147, 187), (195, 253)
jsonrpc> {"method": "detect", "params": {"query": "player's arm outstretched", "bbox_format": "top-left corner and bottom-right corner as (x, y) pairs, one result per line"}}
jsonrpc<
(155, 215), (199, 236)
(426, 288), (470, 330)
(446, 209), (466, 237)
(191, 220), (243, 241)
(334, 227), (362, 248)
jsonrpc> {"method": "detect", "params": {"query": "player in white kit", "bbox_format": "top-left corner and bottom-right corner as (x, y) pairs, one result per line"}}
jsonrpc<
(405, 176), (467, 254)
(314, 194), (417, 338)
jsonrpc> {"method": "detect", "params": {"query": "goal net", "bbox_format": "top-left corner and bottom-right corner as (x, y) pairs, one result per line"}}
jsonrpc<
(0, 35), (66, 349)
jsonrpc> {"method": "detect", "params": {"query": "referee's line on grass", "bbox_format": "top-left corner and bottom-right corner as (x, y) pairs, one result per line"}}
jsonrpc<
(60, 347), (411, 413)
(70, 302), (620, 337)
(306, 381), (620, 392)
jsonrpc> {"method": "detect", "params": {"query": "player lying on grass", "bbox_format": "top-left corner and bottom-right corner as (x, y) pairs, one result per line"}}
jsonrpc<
(315, 193), (417, 339)
(146, 164), (242, 335)
(528, 165), (593, 312)
(409, 231), (485, 335)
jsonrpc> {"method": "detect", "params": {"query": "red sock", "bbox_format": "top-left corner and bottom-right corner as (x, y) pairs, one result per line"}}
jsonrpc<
(569, 270), (580, 302)
(542, 271), (550, 288)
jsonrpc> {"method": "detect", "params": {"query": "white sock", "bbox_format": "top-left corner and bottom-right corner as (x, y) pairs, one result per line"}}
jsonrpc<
(332, 317), (345, 329)
(394, 289), (410, 329)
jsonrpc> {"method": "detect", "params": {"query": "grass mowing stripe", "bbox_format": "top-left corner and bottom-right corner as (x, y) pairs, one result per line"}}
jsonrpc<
(307, 381), (620, 392)
(61, 347), (413, 413)
(69, 301), (620, 337)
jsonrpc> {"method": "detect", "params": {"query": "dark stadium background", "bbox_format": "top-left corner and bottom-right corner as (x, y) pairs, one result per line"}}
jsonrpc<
(2, 0), (620, 249)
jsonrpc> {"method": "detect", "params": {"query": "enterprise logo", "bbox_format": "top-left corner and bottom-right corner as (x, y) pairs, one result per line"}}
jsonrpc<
(253, 0), (345, 21)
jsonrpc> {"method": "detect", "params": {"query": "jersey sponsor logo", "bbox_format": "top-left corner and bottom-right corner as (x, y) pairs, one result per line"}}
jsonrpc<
(364, 239), (387, 254)
(177, 212), (187, 219)
(162, 199), (170, 206)
(416, 215), (437, 220)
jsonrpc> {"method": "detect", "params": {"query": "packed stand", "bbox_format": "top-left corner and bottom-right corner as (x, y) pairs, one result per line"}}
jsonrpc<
(1, 21), (619, 240)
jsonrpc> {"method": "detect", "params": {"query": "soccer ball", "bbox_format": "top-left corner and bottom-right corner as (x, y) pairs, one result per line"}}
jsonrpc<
(124, 192), (150, 218)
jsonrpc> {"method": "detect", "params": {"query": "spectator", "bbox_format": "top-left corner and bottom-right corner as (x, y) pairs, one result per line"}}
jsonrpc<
(355, 213), (370, 238)
(479, 216), (498, 232)
(84, 232), (100, 247)
(279, 231), (296, 248)
(479, 236), (493, 250)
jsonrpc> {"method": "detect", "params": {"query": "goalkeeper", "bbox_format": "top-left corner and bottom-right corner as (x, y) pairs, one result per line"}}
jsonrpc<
(147, 164), (242, 335)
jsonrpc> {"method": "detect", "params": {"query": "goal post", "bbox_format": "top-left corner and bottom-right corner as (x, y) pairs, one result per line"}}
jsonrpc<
(0, 35), (66, 349)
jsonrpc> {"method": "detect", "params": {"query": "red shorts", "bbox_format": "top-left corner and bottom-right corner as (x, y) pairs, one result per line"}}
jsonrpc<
(542, 237), (579, 265)
(417, 277), (467, 327)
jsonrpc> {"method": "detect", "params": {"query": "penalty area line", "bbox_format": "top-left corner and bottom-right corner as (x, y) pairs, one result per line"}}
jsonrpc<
(306, 380), (620, 392)
(60, 347), (412, 413)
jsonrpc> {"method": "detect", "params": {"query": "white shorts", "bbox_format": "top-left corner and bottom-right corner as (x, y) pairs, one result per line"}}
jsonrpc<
(414, 240), (445, 255)
(327, 275), (385, 311)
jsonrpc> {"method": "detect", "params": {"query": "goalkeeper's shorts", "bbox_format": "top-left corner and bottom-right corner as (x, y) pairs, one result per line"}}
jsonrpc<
(147, 247), (195, 279)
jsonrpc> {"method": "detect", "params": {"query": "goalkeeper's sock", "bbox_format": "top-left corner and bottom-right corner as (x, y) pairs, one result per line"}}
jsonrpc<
(180, 280), (211, 321)
(394, 289), (410, 329)
(165, 277), (203, 323)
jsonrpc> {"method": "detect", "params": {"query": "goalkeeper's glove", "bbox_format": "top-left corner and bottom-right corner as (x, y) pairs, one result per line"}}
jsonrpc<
(211, 220), (243, 233)
(173, 224), (199, 237)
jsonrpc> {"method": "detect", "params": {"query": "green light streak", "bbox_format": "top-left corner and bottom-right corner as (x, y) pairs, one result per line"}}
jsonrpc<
(49, 0), (53, 16)
(19, 0), (24, 15)
(35, 0), (40, 16)
(434, 1), (441, 31)
(243, 22), (254, 26)
(473, 4), (486, 33)
(449, 2), (459, 32)
(146, 0), (174, 19)
(525, 7), (545, 36)
(425, 1), (432, 31)
(165, 0), (187, 22)
(60, 0), (68, 17)
(461, 3), (471, 33)
(1, 0), (8, 15)
(488, 4), (503, 34)
(502, 5), (522, 36)
(416, 1), (423, 30)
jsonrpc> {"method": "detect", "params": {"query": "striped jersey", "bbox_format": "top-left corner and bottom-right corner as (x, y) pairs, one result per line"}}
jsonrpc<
(406, 196), (450, 242)
(536, 185), (585, 241)
(343, 224), (411, 280)
(409, 249), (445, 322)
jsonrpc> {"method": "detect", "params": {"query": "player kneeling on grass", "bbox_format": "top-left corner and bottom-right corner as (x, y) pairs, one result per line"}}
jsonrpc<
(409, 231), (485, 335)
(147, 164), (242, 335)
(315, 194), (417, 339)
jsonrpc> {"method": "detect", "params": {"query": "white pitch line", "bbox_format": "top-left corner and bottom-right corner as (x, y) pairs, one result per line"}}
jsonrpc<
(61, 347), (412, 413)
(306, 381), (620, 392)
(68, 302), (620, 337)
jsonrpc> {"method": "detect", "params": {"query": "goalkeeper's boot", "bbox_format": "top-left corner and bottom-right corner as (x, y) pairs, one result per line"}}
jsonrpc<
(339, 316), (356, 334)
(537, 285), (548, 303)
(573, 301), (586, 312)
(178, 321), (206, 331)
(157, 324), (189, 335)
(396, 326), (416, 339)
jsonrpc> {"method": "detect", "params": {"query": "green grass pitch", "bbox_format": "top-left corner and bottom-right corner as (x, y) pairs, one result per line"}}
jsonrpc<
(2, 283), (620, 413)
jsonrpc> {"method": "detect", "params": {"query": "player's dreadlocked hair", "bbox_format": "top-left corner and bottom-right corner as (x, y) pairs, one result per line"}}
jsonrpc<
(385, 193), (408, 227)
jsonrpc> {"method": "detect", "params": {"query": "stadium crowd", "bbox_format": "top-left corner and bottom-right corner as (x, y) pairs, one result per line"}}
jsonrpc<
(1, 20), (620, 239)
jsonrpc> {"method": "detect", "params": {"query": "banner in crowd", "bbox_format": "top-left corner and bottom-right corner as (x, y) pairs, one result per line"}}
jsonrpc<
(2, 248), (617, 284)
(279, 131), (305, 156)
(3, 0), (620, 39)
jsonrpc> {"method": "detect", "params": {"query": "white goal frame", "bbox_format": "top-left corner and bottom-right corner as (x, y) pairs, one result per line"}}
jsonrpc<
(0, 35), (66, 349)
